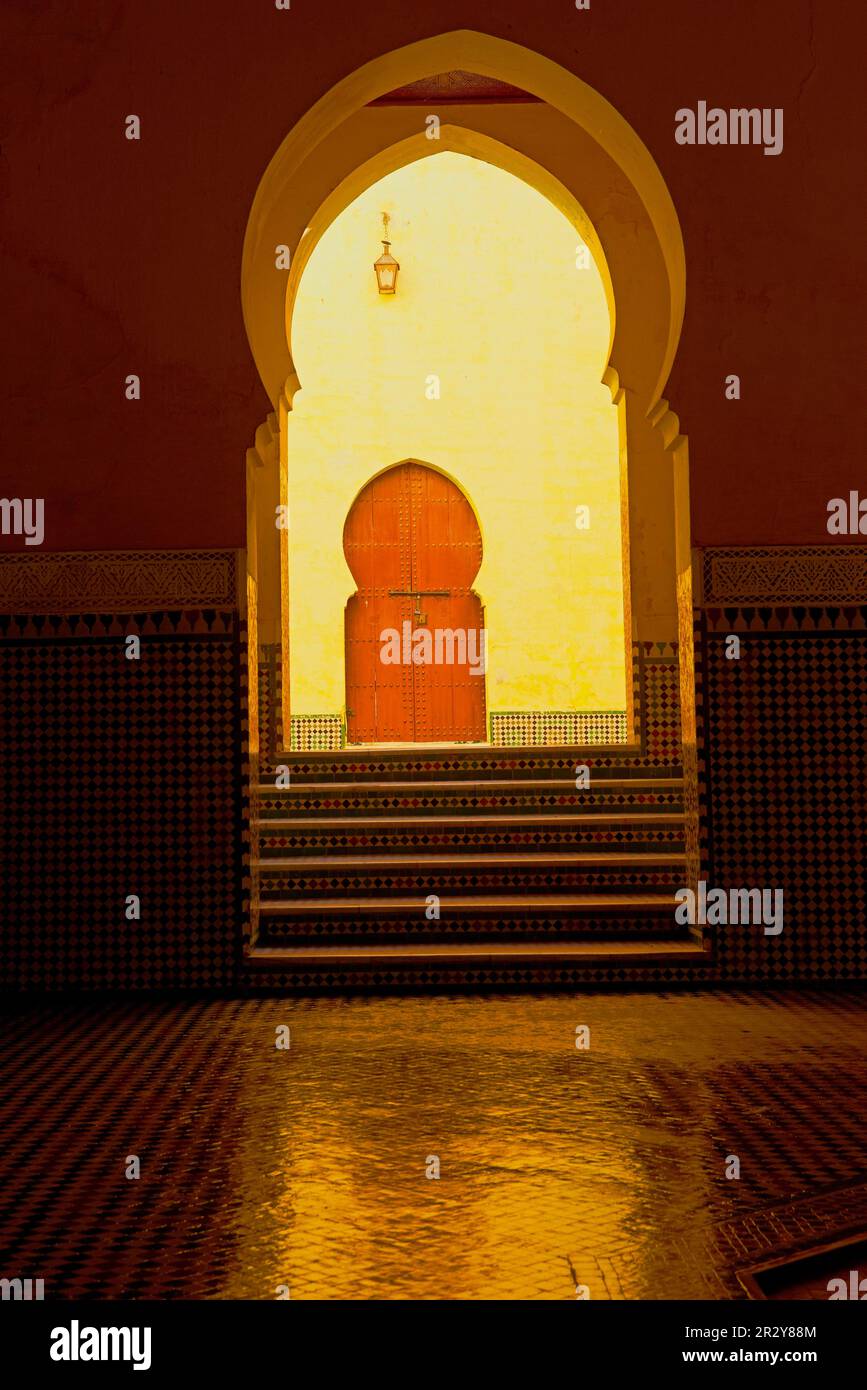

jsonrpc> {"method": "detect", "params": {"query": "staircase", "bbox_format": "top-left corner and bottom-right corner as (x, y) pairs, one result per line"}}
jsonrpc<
(247, 745), (706, 973)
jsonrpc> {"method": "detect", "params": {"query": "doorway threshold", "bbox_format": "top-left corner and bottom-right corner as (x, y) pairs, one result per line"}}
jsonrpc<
(349, 741), (491, 750)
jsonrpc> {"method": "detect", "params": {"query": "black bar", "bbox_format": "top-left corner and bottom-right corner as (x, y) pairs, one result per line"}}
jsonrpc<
(4, 1298), (862, 1376)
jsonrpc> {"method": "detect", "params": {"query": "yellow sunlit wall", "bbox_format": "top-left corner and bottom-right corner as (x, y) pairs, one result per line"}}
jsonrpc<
(287, 152), (626, 722)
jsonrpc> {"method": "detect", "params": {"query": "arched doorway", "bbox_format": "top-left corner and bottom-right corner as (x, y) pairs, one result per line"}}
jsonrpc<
(344, 462), (486, 743)
(240, 30), (700, 962)
(241, 28), (694, 771)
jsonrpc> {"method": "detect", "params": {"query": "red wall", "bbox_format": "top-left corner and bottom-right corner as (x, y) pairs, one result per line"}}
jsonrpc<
(0, 0), (860, 551)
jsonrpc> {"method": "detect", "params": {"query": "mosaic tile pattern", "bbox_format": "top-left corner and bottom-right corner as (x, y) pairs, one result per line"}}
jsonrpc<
(290, 715), (344, 751)
(1, 567), (864, 988)
(636, 642), (682, 758)
(257, 911), (681, 946)
(699, 626), (867, 981)
(262, 745), (680, 783)
(691, 609), (712, 947)
(0, 616), (244, 989)
(286, 712), (632, 750)
(1, 990), (865, 1300)
(253, 693), (689, 960)
(257, 814), (685, 855)
(258, 783), (684, 820)
(257, 644), (282, 763)
(240, 619), (257, 950)
(490, 711), (628, 745)
(270, 649), (675, 758)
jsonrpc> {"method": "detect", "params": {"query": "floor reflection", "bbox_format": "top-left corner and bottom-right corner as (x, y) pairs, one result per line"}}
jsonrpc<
(2, 990), (866, 1299)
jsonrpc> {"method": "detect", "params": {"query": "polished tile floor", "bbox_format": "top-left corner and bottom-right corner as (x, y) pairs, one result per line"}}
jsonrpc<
(1, 989), (866, 1300)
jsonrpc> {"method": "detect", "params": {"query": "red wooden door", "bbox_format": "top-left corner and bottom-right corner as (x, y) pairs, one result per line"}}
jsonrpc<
(344, 463), (486, 743)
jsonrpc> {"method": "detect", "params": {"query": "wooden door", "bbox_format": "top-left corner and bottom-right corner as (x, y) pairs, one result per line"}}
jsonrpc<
(344, 463), (486, 743)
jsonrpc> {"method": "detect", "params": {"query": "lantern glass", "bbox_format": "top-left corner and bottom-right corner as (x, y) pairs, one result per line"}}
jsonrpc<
(374, 243), (399, 294)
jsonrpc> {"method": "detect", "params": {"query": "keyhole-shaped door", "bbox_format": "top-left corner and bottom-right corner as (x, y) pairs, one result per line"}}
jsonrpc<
(344, 462), (486, 743)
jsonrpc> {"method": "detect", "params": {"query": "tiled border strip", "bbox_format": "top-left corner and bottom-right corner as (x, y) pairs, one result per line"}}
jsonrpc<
(0, 549), (239, 612)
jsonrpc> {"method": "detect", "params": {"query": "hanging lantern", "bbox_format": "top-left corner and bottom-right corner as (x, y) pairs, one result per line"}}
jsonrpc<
(374, 211), (399, 294)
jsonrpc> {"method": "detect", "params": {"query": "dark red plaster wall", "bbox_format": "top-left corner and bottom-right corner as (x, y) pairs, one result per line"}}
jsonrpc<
(0, 0), (860, 551)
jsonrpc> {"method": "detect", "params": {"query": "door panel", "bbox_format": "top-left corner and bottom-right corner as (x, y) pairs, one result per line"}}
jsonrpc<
(343, 464), (412, 742)
(344, 463), (486, 743)
(413, 591), (486, 741)
(344, 591), (414, 742)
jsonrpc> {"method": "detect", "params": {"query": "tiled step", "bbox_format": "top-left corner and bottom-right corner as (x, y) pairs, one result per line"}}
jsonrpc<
(257, 776), (684, 817)
(261, 747), (680, 784)
(250, 746), (692, 965)
(256, 892), (682, 945)
(255, 850), (686, 897)
(248, 937), (706, 966)
(258, 811), (686, 855)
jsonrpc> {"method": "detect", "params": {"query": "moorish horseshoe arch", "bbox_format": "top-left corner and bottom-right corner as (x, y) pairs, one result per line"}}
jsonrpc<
(241, 28), (694, 760)
(279, 124), (624, 717)
(343, 460), (487, 744)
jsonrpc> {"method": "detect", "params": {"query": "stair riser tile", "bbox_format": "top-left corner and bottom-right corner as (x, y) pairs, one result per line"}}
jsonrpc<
(258, 791), (684, 817)
(259, 827), (686, 855)
(257, 917), (679, 945)
(258, 869), (685, 897)
(261, 756), (682, 784)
